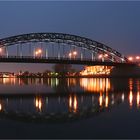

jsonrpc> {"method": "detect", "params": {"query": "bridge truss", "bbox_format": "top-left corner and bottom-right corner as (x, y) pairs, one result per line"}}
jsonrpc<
(0, 33), (128, 64)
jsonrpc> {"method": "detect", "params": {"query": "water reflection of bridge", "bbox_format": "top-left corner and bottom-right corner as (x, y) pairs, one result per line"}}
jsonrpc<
(0, 89), (139, 122)
(0, 77), (139, 121)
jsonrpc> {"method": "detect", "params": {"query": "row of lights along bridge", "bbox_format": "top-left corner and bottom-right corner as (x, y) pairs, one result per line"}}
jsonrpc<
(0, 47), (139, 63)
(0, 47), (108, 60)
(128, 56), (140, 62)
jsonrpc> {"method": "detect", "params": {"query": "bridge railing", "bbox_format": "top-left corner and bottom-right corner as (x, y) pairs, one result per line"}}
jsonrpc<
(0, 55), (136, 64)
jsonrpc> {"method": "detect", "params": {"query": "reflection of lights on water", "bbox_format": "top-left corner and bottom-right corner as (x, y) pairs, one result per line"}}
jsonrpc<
(80, 78), (111, 93)
(69, 96), (72, 110)
(129, 79), (133, 91)
(2, 77), (16, 85)
(68, 95), (78, 113)
(68, 78), (76, 86)
(105, 95), (109, 107)
(73, 96), (78, 113)
(51, 78), (59, 87)
(137, 92), (140, 108)
(99, 79), (103, 90)
(122, 93), (125, 102)
(0, 103), (2, 111)
(129, 79), (133, 108)
(99, 94), (103, 106)
(129, 91), (133, 108)
(35, 97), (42, 111)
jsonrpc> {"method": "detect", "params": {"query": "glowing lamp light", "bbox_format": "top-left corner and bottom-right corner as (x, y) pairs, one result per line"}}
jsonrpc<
(104, 54), (108, 57)
(0, 48), (2, 53)
(73, 51), (77, 55)
(136, 56), (140, 60)
(69, 53), (72, 57)
(0, 103), (2, 111)
(38, 49), (42, 53)
(128, 57), (133, 61)
(98, 54), (103, 59)
(35, 51), (39, 55)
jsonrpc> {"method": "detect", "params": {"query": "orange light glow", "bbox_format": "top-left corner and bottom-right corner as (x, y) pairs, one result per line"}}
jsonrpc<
(35, 48), (42, 56)
(129, 91), (133, 108)
(104, 54), (108, 57)
(73, 95), (78, 113)
(73, 51), (77, 55)
(99, 93), (103, 106)
(137, 92), (140, 108)
(35, 97), (42, 111)
(0, 103), (2, 111)
(0, 48), (2, 53)
(80, 78), (111, 93)
(80, 66), (113, 76)
(35, 51), (39, 55)
(136, 56), (140, 60)
(38, 49), (42, 53)
(69, 95), (72, 109)
(128, 57), (133, 61)
(69, 53), (72, 57)
(98, 54), (103, 59)
(105, 94), (109, 107)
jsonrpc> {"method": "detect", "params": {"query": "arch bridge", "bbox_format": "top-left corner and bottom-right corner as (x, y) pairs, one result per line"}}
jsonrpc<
(0, 32), (134, 66)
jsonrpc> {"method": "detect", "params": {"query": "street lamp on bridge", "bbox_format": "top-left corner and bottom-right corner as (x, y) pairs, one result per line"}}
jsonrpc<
(69, 51), (78, 59)
(0, 48), (3, 55)
(34, 48), (43, 58)
(98, 54), (108, 62)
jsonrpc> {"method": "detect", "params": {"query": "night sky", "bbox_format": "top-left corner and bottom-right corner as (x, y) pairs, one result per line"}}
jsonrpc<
(0, 1), (140, 72)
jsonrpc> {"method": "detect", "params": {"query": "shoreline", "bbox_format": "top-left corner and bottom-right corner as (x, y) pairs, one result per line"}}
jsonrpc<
(8, 75), (140, 78)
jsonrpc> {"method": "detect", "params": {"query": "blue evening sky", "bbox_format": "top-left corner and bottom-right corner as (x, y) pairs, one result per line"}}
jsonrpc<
(0, 1), (140, 72)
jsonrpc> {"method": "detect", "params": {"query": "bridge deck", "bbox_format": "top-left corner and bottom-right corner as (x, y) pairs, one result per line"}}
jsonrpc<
(0, 56), (136, 67)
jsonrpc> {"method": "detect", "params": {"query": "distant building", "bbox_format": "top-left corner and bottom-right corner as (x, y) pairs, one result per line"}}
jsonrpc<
(0, 72), (15, 78)
(80, 66), (113, 76)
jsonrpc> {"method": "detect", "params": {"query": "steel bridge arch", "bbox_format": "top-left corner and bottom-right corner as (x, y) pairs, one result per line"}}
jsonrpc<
(0, 32), (128, 62)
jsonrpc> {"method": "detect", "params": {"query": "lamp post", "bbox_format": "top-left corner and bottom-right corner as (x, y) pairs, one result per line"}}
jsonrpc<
(34, 48), (42, 58)
(69, 51), (77, 59)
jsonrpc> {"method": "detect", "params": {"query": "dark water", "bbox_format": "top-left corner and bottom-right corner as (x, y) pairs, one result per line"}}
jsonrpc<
(0, 77), (140, 138)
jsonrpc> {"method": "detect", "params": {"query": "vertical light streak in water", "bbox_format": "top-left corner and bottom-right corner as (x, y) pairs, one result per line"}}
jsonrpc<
(129, 91), (133, 108)
(73, 95), (78, 113)
(69, 95), (72, 112)
(137, 80), (140, 108)
(137, 92), (140, 108)
(99, 92), (103, 107)
(0, 103), (2, 111)
(80, 78), (111, 93)
(121, 93), (125, 102)
(129, 79), (133, 108)
(105, 93), (109, 108)
(35, 97), (42, 112)
(99, 78), (103, 91)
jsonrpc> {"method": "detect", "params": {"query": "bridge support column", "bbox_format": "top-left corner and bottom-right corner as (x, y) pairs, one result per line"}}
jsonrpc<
(45, 47), (48, 58)
(58, 43), (61, 59)
(63, 44), (65, 58)
(17, 44), (19, 57)
(92, 52), (95, 61)
(20, 43), (22, 58)
(80, 53), (83, 60)
(29, 43), (31, 57)
(5, 46), (8, 58)
(102, 57), (104, 62)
